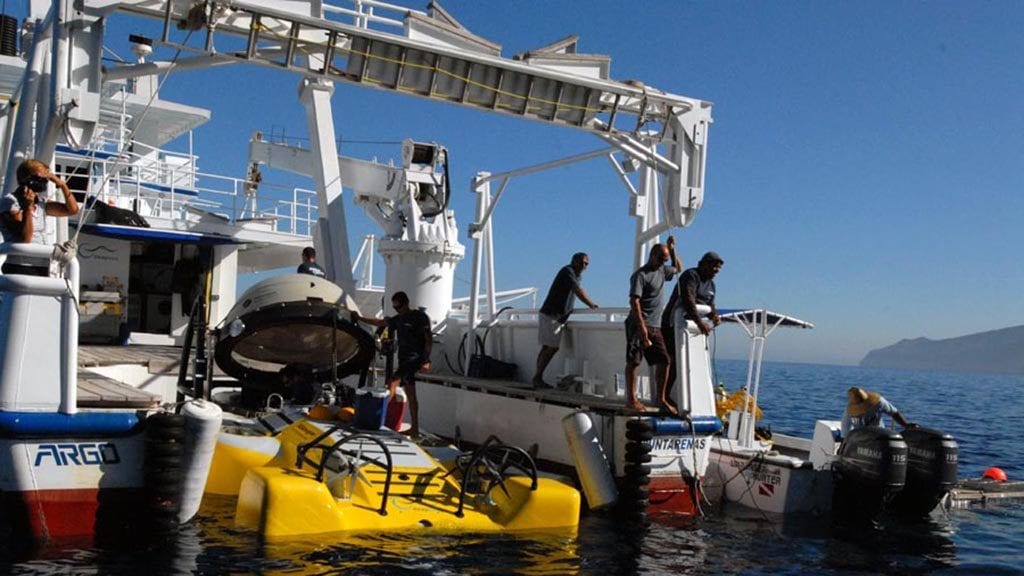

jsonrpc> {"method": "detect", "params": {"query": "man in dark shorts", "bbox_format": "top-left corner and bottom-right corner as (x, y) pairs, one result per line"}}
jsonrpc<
(661, 251), (724, 402)
(532, 252), (599, 388)
(357, 291), (432, 436)
(624, 236), (680, 413)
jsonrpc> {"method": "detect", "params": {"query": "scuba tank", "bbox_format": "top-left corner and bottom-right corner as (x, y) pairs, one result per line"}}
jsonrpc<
(379, 326), (394, 383)
(715, 383), (729, 420)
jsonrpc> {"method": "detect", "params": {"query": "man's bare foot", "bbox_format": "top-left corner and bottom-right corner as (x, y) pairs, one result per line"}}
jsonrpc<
(626, 399), (646, 413)
(659, 402), (679, 416)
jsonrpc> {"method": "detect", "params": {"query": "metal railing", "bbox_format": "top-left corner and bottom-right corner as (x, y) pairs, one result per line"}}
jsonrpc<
(54, 146), (318, 236)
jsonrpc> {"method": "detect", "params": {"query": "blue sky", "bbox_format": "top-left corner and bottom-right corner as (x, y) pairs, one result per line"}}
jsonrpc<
(95, 1), (1023, 365)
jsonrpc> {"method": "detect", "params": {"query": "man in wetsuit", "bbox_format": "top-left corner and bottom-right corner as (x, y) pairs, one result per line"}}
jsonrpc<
(357, 291), (432, 437)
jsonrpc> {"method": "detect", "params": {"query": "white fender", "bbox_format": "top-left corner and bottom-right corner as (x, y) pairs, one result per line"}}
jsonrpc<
(562, 412), (617, 510)
(178, 399), (223, 523)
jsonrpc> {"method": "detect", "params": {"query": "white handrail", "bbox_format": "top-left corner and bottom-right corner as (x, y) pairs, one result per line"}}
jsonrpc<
(55, 149), (319, 236)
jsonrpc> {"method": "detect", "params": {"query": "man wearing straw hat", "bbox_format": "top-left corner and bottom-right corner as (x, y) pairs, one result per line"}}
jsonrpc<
(841, 386), (916, 437)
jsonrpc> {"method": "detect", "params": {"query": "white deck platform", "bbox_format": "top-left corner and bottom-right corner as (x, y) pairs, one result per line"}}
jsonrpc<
(77, 374), (161, 409)
(417, 372), (656, 417)
(79, 345), (184, 373)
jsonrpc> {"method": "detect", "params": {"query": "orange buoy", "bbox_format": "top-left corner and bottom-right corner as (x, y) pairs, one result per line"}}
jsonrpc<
(982, 467), (1007, 482)
(307, 405), (335, 420)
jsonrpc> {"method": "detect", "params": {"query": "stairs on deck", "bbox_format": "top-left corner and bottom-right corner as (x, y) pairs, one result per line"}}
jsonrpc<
(77, 374), (161, 409)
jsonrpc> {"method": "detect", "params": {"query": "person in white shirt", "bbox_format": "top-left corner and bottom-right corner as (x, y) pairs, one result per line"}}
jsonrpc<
(0, 159), (80, 275)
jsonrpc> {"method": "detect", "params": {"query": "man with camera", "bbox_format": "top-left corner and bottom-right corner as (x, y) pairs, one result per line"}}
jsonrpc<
(0, 159), (79, 275)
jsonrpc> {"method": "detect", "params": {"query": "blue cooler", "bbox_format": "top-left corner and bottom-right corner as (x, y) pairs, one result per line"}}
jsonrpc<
(354, 388), (389, 430)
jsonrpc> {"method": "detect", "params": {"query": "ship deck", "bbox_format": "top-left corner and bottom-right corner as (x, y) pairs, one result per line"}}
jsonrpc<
(77, 344), (225, 410)
(79, 344), (228, 376)
(79, 344), (185, 374)
(75, 346), (661, 416)
(77, 374), (161, 409)
(417, 372), (663, 418)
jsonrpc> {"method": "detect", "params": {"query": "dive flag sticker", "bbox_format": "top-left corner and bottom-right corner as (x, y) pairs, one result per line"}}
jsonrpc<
(759, 482), (775, 497)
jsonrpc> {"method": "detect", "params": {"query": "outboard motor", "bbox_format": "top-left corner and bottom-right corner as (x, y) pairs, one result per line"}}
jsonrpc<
(832, 426), (908, 522)
(890, 427), (958, 517)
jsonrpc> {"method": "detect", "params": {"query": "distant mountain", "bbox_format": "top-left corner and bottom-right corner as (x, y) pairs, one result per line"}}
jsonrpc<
(860, 325), (1024, 374)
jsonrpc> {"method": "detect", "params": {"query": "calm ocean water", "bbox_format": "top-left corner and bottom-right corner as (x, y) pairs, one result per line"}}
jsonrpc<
(3, 361), (1022, 575)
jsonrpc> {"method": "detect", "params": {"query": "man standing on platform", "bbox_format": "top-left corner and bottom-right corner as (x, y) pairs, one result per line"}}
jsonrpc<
(623, 237), (680, 413)
(661, 251), (724, 404)
(532, 252), (599, 389)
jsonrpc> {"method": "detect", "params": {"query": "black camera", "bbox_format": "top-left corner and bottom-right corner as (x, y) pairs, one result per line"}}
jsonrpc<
(26, 176), (48, 193)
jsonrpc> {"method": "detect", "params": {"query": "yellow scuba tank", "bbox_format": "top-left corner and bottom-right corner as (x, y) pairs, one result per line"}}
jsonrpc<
(715, 383), (730, 420)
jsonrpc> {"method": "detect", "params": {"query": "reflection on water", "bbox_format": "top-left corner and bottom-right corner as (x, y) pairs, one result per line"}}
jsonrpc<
(0, 483), (1017, 575)
(0, 523), (206, 576)
(823, 516), (958, 575)
(292, 532), (579, 575)
(196, 496), (584, 576)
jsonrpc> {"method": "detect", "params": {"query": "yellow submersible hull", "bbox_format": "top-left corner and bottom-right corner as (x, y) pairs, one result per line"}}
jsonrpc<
(206, 412), (580, 538)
